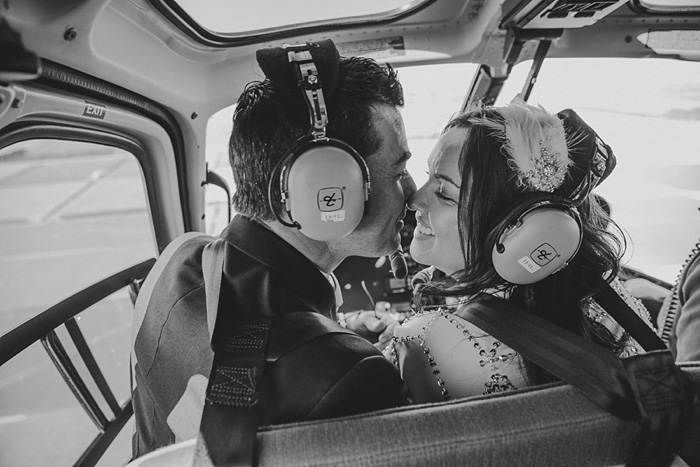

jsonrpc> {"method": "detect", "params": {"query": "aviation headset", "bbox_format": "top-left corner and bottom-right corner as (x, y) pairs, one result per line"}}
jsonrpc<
(486, 108), (615, 285)
(259, 40), (370, 241)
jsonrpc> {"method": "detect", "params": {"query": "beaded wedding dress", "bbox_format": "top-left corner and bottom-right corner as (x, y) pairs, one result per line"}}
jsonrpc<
(386, 278), (653, 404)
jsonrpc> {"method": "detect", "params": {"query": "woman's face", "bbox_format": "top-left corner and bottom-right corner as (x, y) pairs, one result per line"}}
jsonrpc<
(408, 126), (468, 275)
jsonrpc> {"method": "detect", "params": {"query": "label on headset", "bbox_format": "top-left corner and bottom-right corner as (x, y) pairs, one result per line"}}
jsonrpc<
(517, 256), (542, 273)
(317, 187), (344, 211)
(321, 210), (346, 222)
(517, 243), (558, 273)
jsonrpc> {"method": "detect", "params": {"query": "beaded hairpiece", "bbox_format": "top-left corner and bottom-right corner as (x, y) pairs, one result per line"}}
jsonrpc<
(469, 100), (573, 193)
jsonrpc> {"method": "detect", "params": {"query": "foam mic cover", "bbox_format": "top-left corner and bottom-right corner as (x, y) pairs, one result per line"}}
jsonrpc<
(389, 247), (408, 280)
(411, 266), (435, 290)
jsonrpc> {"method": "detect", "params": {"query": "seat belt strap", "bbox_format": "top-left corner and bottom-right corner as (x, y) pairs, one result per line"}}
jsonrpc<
(194, 238), (271, 467)
(457, 296), (695, 467)
(193, 238), (355, 466)
(593, 281), (667, 351)
(457, 297), (639, 419)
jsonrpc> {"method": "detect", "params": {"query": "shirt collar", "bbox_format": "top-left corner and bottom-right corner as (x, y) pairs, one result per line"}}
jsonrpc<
(221, 215), (339, 313)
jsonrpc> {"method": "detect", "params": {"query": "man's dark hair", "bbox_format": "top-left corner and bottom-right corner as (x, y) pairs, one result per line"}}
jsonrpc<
(229, 56), (403, 220)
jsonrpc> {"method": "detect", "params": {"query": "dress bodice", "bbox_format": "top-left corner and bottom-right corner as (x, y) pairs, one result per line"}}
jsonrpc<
(386, 277), (651, 404)
(387, 308), (526, 403)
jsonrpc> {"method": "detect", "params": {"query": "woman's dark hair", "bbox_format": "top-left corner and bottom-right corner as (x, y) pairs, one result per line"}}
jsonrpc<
(229, 57), (403, 220)
(415, 107), (628, 385)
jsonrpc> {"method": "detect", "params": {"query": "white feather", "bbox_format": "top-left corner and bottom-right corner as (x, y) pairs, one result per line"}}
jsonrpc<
(469, 100), (572, 192)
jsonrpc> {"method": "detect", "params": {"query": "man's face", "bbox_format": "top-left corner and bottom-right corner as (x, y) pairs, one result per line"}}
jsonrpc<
(338, 104), (416, 258)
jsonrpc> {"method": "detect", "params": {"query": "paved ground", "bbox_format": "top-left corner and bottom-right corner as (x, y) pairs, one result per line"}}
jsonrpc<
(0, 150), (154, 467)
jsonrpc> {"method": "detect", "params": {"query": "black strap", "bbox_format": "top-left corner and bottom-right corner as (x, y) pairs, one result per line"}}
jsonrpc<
(593, 281), (667, 351)
(194, 238), (353, 466)
(195, 312), (354, 467)
(456, 297), (696, 467)
(456, 298), (640, 419)
(195, 318), (271, 467)
(194, 238), (270, 467)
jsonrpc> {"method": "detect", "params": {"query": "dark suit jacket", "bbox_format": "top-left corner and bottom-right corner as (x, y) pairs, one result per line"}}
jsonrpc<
(132, 215), (408, 457)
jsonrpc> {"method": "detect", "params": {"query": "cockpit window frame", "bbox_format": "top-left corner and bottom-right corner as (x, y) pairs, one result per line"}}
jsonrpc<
(149, 0), (438, 48)
(630, 0), (700, 15)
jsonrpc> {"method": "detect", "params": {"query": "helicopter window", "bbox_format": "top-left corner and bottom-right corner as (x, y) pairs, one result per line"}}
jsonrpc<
(0, 139), (156, 466)
(0, 140), (155, 333)
(203, 58), (698, 287)
(165, 0), (431, 36)
(202, 63), (479, 238)
(398, 63), (478, 188)
(495, 57), (700, 283)
(636, 0), (700, 14)
(205, 106), (237, 235)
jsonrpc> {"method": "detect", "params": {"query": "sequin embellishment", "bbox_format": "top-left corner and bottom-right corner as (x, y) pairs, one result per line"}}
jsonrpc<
(389, 308), (519, 400)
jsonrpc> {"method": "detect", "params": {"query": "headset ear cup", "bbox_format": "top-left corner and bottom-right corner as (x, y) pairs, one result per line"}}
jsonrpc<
(490, 199), (582, 285)
(280, 139), (369, 241)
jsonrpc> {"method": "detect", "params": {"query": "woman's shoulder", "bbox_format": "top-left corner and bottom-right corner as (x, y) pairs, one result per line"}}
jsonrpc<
(394, 307), (489, 337)
(393, 309), (441, 338)
(390, 303), (525, 402)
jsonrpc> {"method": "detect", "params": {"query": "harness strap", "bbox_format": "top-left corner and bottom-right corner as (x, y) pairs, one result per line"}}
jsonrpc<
(195, 239), (271, 467)
(457, 296), (696, 467)
(193, 239), (354, 466)
(593, 281), (666, 352)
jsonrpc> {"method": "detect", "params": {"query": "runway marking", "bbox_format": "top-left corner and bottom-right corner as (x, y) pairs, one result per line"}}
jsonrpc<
(0, 414), (28, 425)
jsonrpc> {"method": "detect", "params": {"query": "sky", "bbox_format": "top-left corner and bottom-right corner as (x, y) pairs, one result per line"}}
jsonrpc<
(177, 0), (418, 32)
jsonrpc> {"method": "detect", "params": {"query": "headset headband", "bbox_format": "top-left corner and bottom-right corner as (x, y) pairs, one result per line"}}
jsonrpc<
(554, 108), (616, 204)
(567, 135), (614, 206)
(258, 40), (370, 241)
(256, 39), (340, 107)
(285, 45), (329, 140)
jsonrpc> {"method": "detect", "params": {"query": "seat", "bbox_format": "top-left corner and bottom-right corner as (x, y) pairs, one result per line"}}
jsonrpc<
(658, 242), (700, 362)
(126, 363), (700, 467)
(624, 277), (671, 323)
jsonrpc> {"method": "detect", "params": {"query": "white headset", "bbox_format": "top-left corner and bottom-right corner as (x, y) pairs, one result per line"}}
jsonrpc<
(268, 44), (370, 241)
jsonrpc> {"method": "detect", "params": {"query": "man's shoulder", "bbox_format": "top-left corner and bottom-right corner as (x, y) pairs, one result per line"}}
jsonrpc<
(132, 233), (215, 360)
(150, 233), (215, 292)
(165, 232), (216, 266)
(267, 312), (360, 360)
(267, 312), (395, 370)
(267, 312), (401, 381)
(263, 312), (408, 420)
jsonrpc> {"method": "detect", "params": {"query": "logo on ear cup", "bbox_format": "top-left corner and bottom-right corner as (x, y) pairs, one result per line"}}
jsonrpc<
(531, 243), (558, 266)
(318, 187), (346, 222)
(318, 187), (343, 211)
(516, 243), (559, 273)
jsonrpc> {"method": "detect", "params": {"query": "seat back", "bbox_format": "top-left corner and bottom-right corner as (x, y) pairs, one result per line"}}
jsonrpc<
(127, 363), (700, 467)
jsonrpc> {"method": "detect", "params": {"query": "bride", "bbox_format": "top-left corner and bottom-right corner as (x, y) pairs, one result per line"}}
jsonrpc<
(387, 101), (653, 403)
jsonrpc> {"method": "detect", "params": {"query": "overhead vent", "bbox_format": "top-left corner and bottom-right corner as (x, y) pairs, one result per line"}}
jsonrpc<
(502, 0), (629, 29)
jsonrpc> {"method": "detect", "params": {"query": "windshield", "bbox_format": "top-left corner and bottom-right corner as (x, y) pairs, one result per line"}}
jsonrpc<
(493, 57), (700, 283)
(170, 0), (430, 34)
(206, 58), (700, 284)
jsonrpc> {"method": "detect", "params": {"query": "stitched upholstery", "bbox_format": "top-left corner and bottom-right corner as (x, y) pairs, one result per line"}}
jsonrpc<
(127, 363), (700, 467)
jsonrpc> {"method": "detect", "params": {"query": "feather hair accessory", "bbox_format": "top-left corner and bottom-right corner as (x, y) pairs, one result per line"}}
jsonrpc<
(469, 100), (572, 192)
